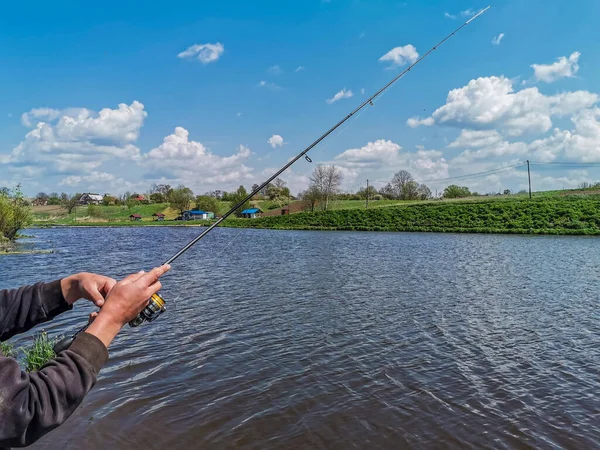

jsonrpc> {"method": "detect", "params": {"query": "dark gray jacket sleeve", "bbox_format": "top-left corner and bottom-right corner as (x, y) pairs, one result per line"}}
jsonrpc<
(0, 282), (109, 448)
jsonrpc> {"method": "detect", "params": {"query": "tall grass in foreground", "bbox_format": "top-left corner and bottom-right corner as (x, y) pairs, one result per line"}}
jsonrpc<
(1, 331), (58, 372)
(22, 332), (57, 372)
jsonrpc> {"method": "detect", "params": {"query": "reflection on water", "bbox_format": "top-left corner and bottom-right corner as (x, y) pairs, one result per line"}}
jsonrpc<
(3, 227), (600, 449)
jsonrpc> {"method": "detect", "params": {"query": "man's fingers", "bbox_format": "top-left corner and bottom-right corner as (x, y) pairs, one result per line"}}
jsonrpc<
(123, 271), (146, 282)
(89, 290), (105, 307)
(102, 277), (117, 293)
(139, 264), (171, 287)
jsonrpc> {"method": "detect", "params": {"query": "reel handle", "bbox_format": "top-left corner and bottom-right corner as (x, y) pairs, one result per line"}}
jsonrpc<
(52, 293), (167, 353)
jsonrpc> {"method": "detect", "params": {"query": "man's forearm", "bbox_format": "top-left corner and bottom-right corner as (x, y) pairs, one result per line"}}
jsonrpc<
(0, 281), (72, 341)
(0, 332), (108, 447)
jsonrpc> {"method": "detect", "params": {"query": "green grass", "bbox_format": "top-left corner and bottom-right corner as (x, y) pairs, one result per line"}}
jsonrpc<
(1, 341), (16, 358)
(1, 332), (58, 372)
(225, 196), (600, 235)
(22, 332), (57, 372)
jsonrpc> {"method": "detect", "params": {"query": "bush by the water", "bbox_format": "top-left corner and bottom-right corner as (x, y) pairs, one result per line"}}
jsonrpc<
(227, 196), (600, 235)
(0, 186), (32, 241)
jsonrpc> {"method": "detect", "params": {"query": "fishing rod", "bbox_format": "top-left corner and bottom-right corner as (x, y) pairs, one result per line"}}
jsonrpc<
(53, 6), (490, 353)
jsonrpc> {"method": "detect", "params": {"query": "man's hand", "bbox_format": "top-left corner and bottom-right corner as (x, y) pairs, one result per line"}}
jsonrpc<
(85, 264), (171, 348)
(60, 273), (117, 307)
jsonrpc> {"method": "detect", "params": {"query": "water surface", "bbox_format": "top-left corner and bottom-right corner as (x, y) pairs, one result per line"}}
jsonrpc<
(2, 227), (599, 449)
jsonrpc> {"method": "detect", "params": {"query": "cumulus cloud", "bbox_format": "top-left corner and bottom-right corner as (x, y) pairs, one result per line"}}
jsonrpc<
(449, 107), (600, 164)
(58, 171), (140, 191)
(295, 66), (305, 72)
(268, 65), (282, 75)
(144, 127), (254, 189)
(334, 139), (449, 182)
(326, 88), (353, 104)
(177, 43), (224, 64)
(379, 44), (419, 67)
(406, 76), (597, 136)
(3, 101), (147, 181)
(267, 134), (284, 148)
(21, 108), (61, 127)
(461, 9), (475, 17)
(531, 52), (580, 83)
(492, 33), (504, 45)
(444, 12), (456, 19)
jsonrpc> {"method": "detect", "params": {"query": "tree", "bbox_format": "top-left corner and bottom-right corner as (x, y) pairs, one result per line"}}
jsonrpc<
(102, 194), (117, 206)
(390, 170), (416, 200)
(150, 184), (172, 199)
(357, 185), (378, 200)
(503, 189), (511, 195)
(46, 193), (61, 205)
(0, 184), (32, 241)
(310, 164), (342, 210)
(62, 193), (81, 214)
(149, 192), (165, 203)
(379, 183), (395, 200)
(229, 185), (251, 217)
(35, 192), (49, 204)
(169, 186), (195, 215)
(195, 195), (219, 214)
(417, 183), (432, 200)
(443, 185), (471, 199)
(300, 185), (321, 211)
(126, 198), (138, 210)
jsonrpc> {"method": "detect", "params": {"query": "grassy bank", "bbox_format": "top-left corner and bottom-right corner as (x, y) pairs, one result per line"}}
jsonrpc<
(225, 196), (600, 235)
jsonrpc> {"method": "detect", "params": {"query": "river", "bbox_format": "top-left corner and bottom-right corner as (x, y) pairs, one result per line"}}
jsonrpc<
(2, 227), (600, 449)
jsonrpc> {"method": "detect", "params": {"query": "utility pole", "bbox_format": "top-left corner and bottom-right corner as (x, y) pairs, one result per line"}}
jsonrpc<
(527, 160), (532, 199)
(366, 179), (369, 209)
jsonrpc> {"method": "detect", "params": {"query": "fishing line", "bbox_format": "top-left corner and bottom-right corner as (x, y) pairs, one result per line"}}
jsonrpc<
(52, 6), (491, 353)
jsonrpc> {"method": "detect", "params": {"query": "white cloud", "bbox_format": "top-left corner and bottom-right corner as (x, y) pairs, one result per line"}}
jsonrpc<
(236, 112), (242, 117)
(334, 139), (449, 184)
(58, 171), (138, 191)
(492, 33), (504, 45)
(449, 107), (600, 164)
(531, 52), (580, 83)
(258, 80), (281, 90)
(268, 65), (282, 75)
(144, 127), (254, 190)
(267, 134), (284, 148)
(295, 66), (305, 72)
(326, 88), (353, 104)
(461, 9), (475, 17)
(444, 12), (456, 19)
(407, 116), (434, 128)
(177, 43), (224, 64)
(3, 101), (146, 181)
(407, 75), (597, 136)
(361, 88), (365, 94)
(21, 108), (61, 127)
(379, 44), (419, 67)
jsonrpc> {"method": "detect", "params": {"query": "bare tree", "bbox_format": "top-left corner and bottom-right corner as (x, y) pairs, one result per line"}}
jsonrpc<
(391, 170), (415, 200)
(309, 164), (343, 210)
(417, 183), (432, 200)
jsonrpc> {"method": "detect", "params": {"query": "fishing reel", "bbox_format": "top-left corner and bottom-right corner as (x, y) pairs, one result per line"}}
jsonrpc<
(129, 293), (167, 327)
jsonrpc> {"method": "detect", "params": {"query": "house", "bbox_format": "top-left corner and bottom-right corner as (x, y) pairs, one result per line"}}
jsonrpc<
(241, 208), (263, 219)
(281, 206), (290, 215)
(182, 210), (209, 220)
(152, 213), (165, 221)
(129, 214), (142, 221)
(132, 194), (146, 202)
(79, 193), (103, 205)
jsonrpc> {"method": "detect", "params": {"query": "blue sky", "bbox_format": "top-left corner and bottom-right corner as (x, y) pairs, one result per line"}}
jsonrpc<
(2, 0), (600, 197)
